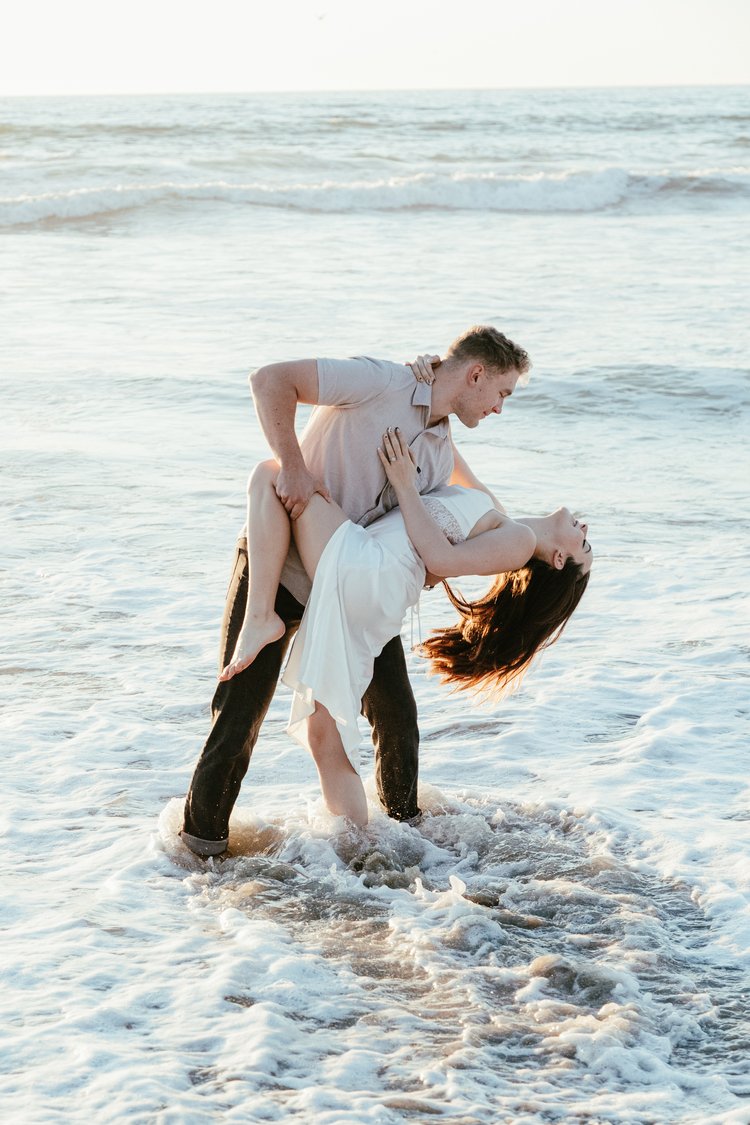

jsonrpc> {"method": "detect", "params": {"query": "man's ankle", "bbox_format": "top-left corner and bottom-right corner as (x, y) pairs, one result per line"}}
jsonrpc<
(180, 829), (229, 857)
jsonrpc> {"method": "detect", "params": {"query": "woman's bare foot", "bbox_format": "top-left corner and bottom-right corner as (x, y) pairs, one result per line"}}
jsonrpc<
(219, 613), (285, 680)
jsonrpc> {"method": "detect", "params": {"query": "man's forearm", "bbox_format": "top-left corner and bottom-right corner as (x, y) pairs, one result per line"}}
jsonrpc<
(249, 360), (326, 519)
(250, 367), (306, 468)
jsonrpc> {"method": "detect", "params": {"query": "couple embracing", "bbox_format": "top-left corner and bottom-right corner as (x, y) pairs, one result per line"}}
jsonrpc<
(181, 326), (593, 858)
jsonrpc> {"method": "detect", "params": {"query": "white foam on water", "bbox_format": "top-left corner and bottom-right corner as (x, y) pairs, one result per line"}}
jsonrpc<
(144, 790), (747, 1121)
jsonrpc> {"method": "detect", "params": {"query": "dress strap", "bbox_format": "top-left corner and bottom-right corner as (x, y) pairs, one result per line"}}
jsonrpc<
(409, 596), (423, 650)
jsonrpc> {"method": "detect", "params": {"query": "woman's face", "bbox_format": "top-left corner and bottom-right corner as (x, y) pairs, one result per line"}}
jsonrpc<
(552, 507), (593, 572)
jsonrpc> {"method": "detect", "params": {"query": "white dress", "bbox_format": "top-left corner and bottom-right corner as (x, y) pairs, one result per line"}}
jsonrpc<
(281, 485), (497, 772)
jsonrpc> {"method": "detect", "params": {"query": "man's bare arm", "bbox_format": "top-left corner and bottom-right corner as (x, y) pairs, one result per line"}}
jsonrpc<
(249, 360), (329, 519)
(449, 441), (506, 513)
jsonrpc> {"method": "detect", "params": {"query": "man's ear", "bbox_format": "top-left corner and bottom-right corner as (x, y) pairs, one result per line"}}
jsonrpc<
(553, 549), (565, 571)
(468, 363), (484, 385)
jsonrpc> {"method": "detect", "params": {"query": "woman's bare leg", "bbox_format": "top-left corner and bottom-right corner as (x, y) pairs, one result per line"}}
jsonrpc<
(218, 461), (364, 823)
(219, 461), (291, 680)
(291, 501), (365, 820)
(291, 492), (349, 580)
(220, 462), (351, 680)
(307, 703), (368, 826)
(220, 465), (364, 819)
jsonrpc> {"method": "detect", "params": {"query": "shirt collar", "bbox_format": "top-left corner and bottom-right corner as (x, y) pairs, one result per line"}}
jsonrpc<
(411, 380), (450, 435)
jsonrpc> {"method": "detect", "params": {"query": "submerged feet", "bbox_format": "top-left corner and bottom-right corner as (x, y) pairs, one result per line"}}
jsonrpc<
(219, 613), (285, 680)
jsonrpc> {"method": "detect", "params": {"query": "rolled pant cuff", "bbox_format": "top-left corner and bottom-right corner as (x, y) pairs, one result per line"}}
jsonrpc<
(180, 830), (229, 857)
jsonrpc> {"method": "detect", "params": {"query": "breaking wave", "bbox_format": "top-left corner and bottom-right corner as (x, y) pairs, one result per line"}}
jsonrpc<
(3, 167), (749, 227)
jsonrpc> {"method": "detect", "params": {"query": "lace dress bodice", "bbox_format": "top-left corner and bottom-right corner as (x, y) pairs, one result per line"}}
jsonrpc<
(421, 497), (466, 544)
(420, 485), (497, 543)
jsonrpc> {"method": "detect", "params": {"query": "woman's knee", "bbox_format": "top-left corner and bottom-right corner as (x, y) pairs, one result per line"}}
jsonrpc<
(307, 707), (345, 767)
(247, 459), (279, 496)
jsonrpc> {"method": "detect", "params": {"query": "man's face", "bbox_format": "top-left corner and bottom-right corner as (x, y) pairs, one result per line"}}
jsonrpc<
(455, 365), (519, 428)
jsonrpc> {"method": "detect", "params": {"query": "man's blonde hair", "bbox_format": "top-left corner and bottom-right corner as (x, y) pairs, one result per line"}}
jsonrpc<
(447, 325), (531, 387)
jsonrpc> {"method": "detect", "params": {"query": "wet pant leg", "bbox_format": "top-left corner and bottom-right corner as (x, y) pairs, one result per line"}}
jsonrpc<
(182, 545), (304, 844)
(362, 635), (421, 822)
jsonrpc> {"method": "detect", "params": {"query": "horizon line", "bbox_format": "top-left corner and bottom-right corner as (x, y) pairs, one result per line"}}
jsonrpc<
(2, 81), (749, 100)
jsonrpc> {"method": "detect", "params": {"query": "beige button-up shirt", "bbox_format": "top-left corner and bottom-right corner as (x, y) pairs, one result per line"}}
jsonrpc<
(268, 355), (454, 605)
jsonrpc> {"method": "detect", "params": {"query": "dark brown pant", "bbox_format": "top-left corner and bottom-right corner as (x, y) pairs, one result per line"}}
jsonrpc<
(182, 545), (420, 842)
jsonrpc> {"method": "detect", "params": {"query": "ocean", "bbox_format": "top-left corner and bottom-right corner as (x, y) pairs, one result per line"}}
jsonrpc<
(2, 86), (750, 1123)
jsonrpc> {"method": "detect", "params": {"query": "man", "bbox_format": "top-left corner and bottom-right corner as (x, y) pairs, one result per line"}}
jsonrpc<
(181, 325), (531, 857)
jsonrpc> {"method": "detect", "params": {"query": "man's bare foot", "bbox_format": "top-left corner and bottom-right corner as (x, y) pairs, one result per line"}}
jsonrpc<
(219, 613), (285, 680)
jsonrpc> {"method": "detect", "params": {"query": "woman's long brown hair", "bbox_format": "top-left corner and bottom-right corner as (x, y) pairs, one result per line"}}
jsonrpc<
(420, 557), (590, 697)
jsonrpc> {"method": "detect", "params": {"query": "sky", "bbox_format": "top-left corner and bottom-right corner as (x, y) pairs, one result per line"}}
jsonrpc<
(1, 0), (748, 97)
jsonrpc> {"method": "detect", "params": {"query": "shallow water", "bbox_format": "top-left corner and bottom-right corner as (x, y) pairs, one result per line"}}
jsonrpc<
(155, 793), (749, 1122)
(2, 86), (750, 1122)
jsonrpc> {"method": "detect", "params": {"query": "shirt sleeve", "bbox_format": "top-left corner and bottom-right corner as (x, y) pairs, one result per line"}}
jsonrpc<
(316, 356), (395, 407)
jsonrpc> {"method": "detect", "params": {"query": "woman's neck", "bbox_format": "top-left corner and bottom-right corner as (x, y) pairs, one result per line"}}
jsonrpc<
(516, 516), (552, 565)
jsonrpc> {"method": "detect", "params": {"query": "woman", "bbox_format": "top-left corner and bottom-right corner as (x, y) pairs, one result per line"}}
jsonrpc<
(220, 429), (592, 826)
